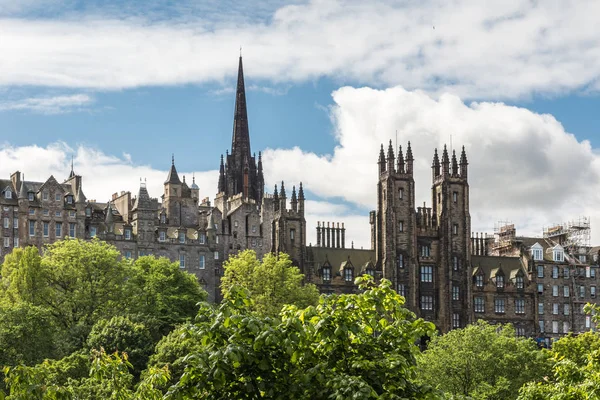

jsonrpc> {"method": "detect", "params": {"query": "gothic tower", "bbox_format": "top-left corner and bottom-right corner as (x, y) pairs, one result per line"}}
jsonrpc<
(376, 141), (418, 310)
(431, 145), (471, 332)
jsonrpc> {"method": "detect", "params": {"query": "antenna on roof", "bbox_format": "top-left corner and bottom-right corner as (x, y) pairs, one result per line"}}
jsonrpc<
(240, 46), (242, 57)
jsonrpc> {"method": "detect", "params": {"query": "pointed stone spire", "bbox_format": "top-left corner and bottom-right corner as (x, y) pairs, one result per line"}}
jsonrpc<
(105, 201), (114, 225)
(273, 184), (279, 211)
(387, 140), (395, 172)
(218, 154), (226, 193)
(280, 181), (286, 198)
(442, 145), (450, 176)
(298, 182), (305, 215)
(165, 154), (181, 184)
(291, 185), (298, 212)
(406, 141), (414, 174)
(397, 145), (405, 174)
(460, 145), (468, 179)
(231, 55), (251, 163)
(451, 150), (459, 176)
(69, 155), (75, 178)
(18, 176), (28, 200)
(298, 182), (305, 199)
(432, 148), (440, 178)
(378, 144), (386, 173)
(207, 212), (217, 231)
(257, 151), (264, 202)
(75, 182), (86, 204)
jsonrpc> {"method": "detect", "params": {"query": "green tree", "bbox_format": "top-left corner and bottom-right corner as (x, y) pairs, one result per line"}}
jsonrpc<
(220, 250), (319, 317)
(162, 276), (436, 399)
(1, 246), (47, 305)
(418, 321), (550, 400)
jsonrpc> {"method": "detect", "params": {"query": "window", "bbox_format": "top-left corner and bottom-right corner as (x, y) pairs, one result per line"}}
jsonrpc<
(537, 283), (544, 294)
(554, 249), (564, 262)
(55, 211), (61, 217)
(452, 256), (459, 271)
(69, 223), (76, 237)
(13, 238), (18, 248)
(532, 249), (543, 261)
(592, 268), (597, 278)
(474, 297), (485, 313)
(55, 222), (62, 237)
(89, 226), (96, 238)
(4, 189), (11, 199)
(552, 321), (559, 334)
(290, 229), (295, 240)
(3, 237), (9, 247)
(397, 254), (404, 269)
(85, 208), (91, 217)
(515, 299), (525, 314)
(552, 266), (559, 278)
(592, 286), (597, 298)
(563, 322), (570, 334)
(344, 268), (353, 282)
(420, 295), (433, 311)
(179, 254), (185, 268)
(494, 298), (505, 313)
(516, 327), (525, 337)
(199, 255), (206, 269)
(475, 274), (484, 287)
(322, 266), (331, 281)
(579, 255), (586, 263)
(552, 285), (559, 297)
(452, 191), (458, 203)
(420, 244), (431, 257)
(552, 303), (559, 315)
(125, 230), (131, 240)
(537, 265), (544, 278)
(452, 285), (459, 301)
(67, 195), (73, 204)
(28, 192), (34, 201)
(216, 235), (219, 244)
(452, 313), (460, 328)
(366, 268), (375, 277)
(160, 214), (166, 223)
(234, 220), (239, 228)
(398, 221), (403, 232)
(29, 221), (35, 236)
(397, 284), (406, 297)
(199, 233), (206, 244)
(539, 320), (545, 333)
(125, 251), (132, 259)
(43, 209), (49, 216)
(43, 222), (49, 237)
(69, 211), (76, 217)
(564, 268), (570, 279)
(252, 225), (257, 233)
(399, 188), (403, 200)
(496, 275), (504, 289)
(179, 232), (185, 244)
(214, 251), (219, 260)
(563, 286), (570, 297)
(516, 276), (524, 289)
(586, 316), (592, 329)
(420, 266), (433, 282)
(159, 231), (166, 242)
(42, 191), (48, 201)
(564, 304), (570, 315)
(3, 217), (8, 228)
(453, 224), (458, 235)
(55, 193), (61, 201)
(13, 218), (18, 229)
(538, 302), (544, 315)
(580, 286), (586, 298)
(29, 208), (35, 215)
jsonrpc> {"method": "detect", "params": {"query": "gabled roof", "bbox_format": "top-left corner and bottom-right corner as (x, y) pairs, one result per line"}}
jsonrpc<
(471, 255), (527, 282)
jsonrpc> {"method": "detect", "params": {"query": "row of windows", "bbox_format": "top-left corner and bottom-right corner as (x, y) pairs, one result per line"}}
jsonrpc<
(178, 254), (211, 269)
(28, 209), (77, 218)
(537, 265), (596, 279)
(538, 302), (572, 316)
(531, 247), (564, 262)
(321, 266), (365, 282)
(475, 274), (524, 289)
(539, 320), (572, 334)
(397, 255), (461, 271)
(397, 189), (460, 204)
(474, 297), (525, 314)
(5, 190), (74, 204)
(28, 221), (77, 237)
(537, 284), (596, 298)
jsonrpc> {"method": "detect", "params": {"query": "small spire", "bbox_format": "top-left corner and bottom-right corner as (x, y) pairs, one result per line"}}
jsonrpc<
(274, 184), (279, 198)
(406, 141), (413, 161)
(397, 145), (405, 173)
(432, 148), (440, 166)
(172, 154), (175, 165)
(298, 182), (305, 200)
(280, 181), (286, 198)
(165, 155), (182, 185)
(69, 155), (75, 178)
(387, 139), (395, 172)
(451, 150), (459, 176)
(378, 144), (386, 173)
(291, 185), (297, 201)
(460, 145), (468, 164)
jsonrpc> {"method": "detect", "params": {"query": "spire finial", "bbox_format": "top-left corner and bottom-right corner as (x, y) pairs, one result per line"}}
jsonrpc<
(193, 173), (195, 184)
(172, 153), (174, 165)
(240, 46), (242, 57)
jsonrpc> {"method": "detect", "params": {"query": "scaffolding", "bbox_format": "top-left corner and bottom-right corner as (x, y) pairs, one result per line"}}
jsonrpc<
(493, 221), (516, 251)
(543, 217), (591, 255)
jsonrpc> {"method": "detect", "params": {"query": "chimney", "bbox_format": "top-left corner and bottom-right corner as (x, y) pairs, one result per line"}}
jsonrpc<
(326, 222), (331, 248)
(341, 223), (346, 249)
(336, 222), (340, 248)
(317, 221), (321, 247)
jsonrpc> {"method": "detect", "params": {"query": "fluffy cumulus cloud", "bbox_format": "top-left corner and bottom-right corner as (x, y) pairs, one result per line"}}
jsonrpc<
(264, 86), (600, 247)
(1, 0), (600, 99)
(0, 94), (93, 114)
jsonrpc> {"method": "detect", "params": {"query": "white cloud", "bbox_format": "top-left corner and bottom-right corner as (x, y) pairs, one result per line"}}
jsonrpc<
(0, 94), (94, 114)
(1, 0), (600, 98)
(264, 85), (600, 248)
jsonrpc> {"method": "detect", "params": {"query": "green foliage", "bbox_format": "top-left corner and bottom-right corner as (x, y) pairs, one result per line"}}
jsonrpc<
(221, 250), (319, 317)
(86, 316), (153, 378)
(418, 320), (550, 400)
(0, 247), (46, 305)
(164, 276), (436, 399)
(518, 332), (600, 399)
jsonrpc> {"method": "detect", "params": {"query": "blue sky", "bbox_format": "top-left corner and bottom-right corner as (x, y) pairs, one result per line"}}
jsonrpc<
(2, 0), (600, 247)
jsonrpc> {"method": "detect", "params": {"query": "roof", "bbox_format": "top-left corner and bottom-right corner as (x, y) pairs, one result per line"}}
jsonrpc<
(309, 247), (376, 273)
(471, 255), (527, 281)
(164, 160), (181, 185)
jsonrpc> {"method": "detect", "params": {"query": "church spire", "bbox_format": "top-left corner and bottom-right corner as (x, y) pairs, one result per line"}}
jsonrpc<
(165, 154), (181, 184)
(231, 55), (251, 161)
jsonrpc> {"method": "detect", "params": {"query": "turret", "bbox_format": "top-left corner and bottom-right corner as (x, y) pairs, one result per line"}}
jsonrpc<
(279, 181), (287, 211)
(273, 184), (279, 212)
(432, 148), (440, 180)
(378, 144), (386, 174)
(386, 140), (395, 173)
(298, 182), (305, 216)
(257, 151), (264, 202)
(397, 145), (405, 174)
(451, 150), (459, 176)
(460, 146), (468, 179)
(243, 156), (249, 199)
(441, 145), (450, 176)
(290, 185), (298, 213)
(406, 141), (414, 175)
(191, 173), (200, 201)
(164, 155), (182, 197)
(218, 154), (225, 193)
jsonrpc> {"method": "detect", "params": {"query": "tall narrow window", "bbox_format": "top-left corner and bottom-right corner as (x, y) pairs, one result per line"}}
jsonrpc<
(399, 188), (404, 199)
(537, 265), (544, 278)
(552, 266), (559, 279)
(13, 218), (18, 229)
(452, 191), (458, 203)
(452, 313), (460, 328)
(322, 266), (331, 282)
(452, 256), (459, 270)
(55, 222), (62, 237)
(452, 285), (459, 300)
(199, 255), (206, 269)
(474, 297), (485, 313)
(179, 232), (185, 244)
(453, 224), (458, 235)
(516, 276), (524, 289)
(398, 221), (404, 232)
(89, 226), (96, 237)
(538, 302), (544, 315)
(475, 274), (484, 287)
(420, 295), (433, 310)
(3, 217), (8, 228)
(420, 266), (433, 283)
(290, 229), (295, 240)
(397, 284), (406, 297)
(29, 221), (35, 236)
(515, 299), (525, 314)
(69, 223), (76, 237)
(43, 222), (49, 237)
(179, 254), (185, 268)
(397, 254), (404, 269)
(494, 298), (505, 313)
(344, 268), (353, 282)
(496, 275), (504, 289)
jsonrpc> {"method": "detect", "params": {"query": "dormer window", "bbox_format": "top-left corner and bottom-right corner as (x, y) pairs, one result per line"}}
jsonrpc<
(4, 189), (11, 199)
(125, 229), (131, 240)
(344, 268), (353, 282)
(366, 268), (375, 277)
(531, 243), (543, 261)
(67, 195), (73, 204)
(28, 192), (34, 201)
(160, 214), (166, 224)
(496, 275), (504, 289)
(179, 232), (185, 244)
(516, 275), (524, 289)
(554, 248), (564, 262)
(475, 274), (484, 287)
(322, 265), (331, 282)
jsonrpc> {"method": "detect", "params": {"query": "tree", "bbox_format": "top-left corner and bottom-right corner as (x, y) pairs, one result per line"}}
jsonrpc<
(160, 276), (436, 399)
(418, 321), (550, 400)
(1, 246), (47, 305)
(220, 250), (319, 317)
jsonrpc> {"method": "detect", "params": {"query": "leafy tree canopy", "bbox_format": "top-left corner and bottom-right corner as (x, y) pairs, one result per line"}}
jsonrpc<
(220, 250), (319, 317)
